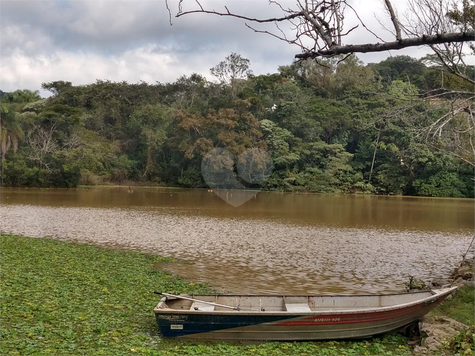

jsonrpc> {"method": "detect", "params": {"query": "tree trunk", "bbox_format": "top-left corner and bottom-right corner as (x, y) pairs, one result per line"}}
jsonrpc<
(368, 128), (381, 184)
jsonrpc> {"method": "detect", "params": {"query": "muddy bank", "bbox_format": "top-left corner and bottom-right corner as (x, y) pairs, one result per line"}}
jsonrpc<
(413, 316), (470, 355)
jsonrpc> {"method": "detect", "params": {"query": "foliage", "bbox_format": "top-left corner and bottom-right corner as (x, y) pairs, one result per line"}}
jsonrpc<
(429, 285), (475, 356)
(158, 335), (411, 355)
(1, 52), (473, 197)
(430, 285), (475, 326)
(449, 326), (475, 355)
(0, 234), (211, 355)
(0, 234), (413, 356)
(0, 154), (44, 186)
(371, 56), (426, 88)
(210, 52), (253, 84)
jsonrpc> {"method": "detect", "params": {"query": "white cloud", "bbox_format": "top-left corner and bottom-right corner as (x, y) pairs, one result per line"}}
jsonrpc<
(0, 0), (456, 95)
(0, 0), (297, 93)
(2, 25), (54, 55)
(1, 47), (172, 90)
(66, 1), (160, 40)
(1, 44), (290, 94)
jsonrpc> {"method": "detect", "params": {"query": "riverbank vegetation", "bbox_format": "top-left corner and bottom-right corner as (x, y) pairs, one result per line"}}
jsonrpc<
(431, 282), (474, 326)
(1, 234), (473, 355)
(422, 285), (475, 356)
(1, 51), (474, 197)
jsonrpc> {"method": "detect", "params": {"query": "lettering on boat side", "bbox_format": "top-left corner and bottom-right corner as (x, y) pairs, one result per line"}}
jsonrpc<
(170, 324), (184, 330)
(314, 318), (341, 322)
(160, 315), (188, 321)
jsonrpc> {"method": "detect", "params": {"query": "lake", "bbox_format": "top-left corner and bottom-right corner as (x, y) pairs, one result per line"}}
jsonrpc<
(0, 187), (473, 294)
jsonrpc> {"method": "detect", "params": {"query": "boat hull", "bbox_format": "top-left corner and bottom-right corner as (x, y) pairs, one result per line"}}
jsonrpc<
(154, 287), (456, 341)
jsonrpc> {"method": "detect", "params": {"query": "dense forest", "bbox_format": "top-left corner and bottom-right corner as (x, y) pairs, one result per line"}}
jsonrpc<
(1, 54), (474, 197)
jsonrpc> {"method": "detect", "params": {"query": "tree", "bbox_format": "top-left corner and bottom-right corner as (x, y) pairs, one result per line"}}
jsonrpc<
(167, 98), (266, 187)
(370, 56), (427, 88)
(1, 89), (41, 104)
(24, 104), (82, 171)
(0, 105), (24, 161)
(169, 1), (473, 170)
(128, 104), (170, 179)
(210, 53), (253, 84)
(168, 0), (474, 59)
(165, 73), (210, 112)
(0, 90), (41, 161)
(42, 81), (73, 96)
(210, 53), (253, 100)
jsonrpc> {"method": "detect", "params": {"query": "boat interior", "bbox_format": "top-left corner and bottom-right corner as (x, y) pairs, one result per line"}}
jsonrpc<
(160, 292), (436, 312)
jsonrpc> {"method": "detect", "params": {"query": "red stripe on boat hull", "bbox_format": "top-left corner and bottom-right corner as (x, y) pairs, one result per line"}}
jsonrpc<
(272, 296), (447, 326)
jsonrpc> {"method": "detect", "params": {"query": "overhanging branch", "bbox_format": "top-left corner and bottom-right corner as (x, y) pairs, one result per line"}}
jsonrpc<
(176, 8), (304, 23)
(296, 31), (475, 58)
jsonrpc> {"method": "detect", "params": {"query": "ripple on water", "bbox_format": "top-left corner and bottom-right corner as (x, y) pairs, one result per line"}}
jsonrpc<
(0, 204), (472, 294)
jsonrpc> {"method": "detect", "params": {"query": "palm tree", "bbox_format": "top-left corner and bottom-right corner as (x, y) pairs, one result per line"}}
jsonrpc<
(0, 104), (24, 161)
(0, 90), (41, 161)
(3, 89), (41, 104)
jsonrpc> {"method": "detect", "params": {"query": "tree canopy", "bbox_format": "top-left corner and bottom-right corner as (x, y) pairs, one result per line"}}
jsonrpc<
(0, 53), (473, 197)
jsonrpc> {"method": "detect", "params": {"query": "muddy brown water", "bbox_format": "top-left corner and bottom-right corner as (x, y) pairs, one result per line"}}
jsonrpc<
(0, 187), (473, 294)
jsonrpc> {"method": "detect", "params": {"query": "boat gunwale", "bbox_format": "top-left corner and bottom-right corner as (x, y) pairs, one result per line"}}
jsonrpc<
(153, 286), (456, 316)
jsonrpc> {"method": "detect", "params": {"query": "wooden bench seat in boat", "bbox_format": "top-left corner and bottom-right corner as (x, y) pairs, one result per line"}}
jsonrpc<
(191, 302), (215, 311)
(285, 302), (312, 312)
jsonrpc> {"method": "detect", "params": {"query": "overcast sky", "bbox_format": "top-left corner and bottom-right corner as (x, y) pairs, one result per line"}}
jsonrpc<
(1, 0), (434, 97)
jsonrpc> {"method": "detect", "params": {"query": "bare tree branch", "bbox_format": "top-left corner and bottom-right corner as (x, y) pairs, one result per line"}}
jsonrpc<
(165, 0), (173, 25)
(25, 123), (59, 171)
(425, 96), (475, 136)
(383, 0), (402, 41)
(170, 0), (474, 60)
(300, 9), (333, 47)
(176, 7), (304, 23)
(427, 141), (475, 167)
(429, 44), (475, 85)
(402, 0), (475, 85)
(295, 31), (475, 58)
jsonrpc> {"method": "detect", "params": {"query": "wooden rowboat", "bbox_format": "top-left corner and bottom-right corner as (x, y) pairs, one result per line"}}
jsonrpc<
(153, 287), (457, 341)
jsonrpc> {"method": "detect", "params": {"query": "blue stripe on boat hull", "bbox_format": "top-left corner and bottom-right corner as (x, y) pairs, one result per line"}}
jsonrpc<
(156, 313), (296, 338)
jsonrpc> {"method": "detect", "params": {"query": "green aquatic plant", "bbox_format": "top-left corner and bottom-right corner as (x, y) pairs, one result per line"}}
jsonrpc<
(448, 326), (475, 355)
(1, 234), (412, 355)
(0, 234), (210, 355)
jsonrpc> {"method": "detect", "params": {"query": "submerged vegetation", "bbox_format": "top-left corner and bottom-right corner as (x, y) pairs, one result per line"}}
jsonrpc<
(1, 53), (474, 197)
(1, 234), (473, 355)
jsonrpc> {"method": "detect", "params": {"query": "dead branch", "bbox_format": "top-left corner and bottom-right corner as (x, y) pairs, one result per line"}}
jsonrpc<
(426, 96), (475, 137)
(402, 0), (475, 85)
(176, 8), (304, 23)
(383, 0), (402, 41)
(295, 31), (475, 58)
(430, 44), (475, 85)
(169, 0), (474, 60)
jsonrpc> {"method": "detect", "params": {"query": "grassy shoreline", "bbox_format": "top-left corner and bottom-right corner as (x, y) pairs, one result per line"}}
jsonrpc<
(1, 234), (472, 355)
